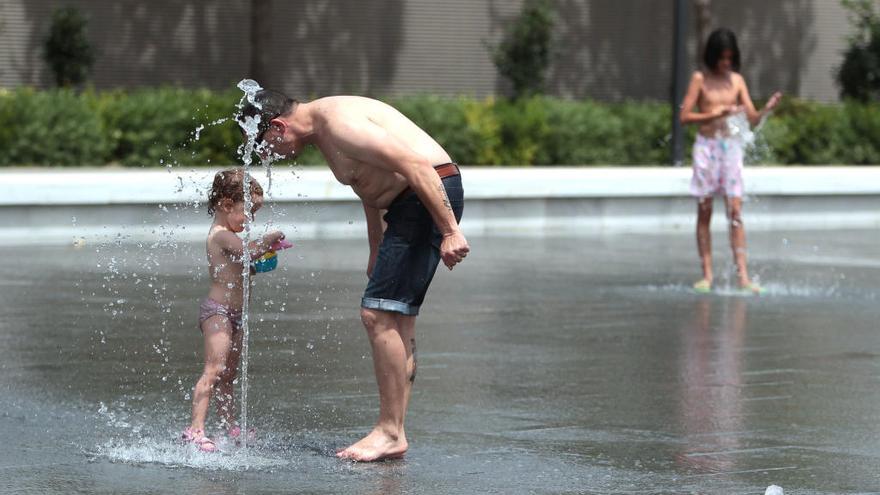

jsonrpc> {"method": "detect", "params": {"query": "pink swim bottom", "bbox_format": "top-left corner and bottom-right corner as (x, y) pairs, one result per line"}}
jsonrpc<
(690, 134), (744, 198)
(198, 298), (243, 333)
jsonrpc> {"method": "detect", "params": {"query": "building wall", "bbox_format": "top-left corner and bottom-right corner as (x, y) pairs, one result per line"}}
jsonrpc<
(707, 0), (819, 101)
(802, 0), (850, 101)
(0, 0), (251, 89)
(0, 0), (859, 102)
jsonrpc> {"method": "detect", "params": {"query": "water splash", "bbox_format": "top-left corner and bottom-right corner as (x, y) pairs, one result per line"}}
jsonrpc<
(234, 78), (266, 448)
(764, 485), (784, 495)
(725, 111), (772, 164)
(238, 79), (264, 110)
(264, 158), (274, 193)
(88, 79), (287, 455)
(93, 436), (288, 471)
(725, 112), (755, 147)
(631, 280), (876, 301)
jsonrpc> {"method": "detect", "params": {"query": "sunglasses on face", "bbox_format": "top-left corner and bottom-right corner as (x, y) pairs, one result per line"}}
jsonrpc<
(256, 114), (282, 145)
(239, 112), (281, 145)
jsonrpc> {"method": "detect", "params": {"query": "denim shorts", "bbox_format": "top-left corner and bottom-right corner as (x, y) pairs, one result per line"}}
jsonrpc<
(361, 174), (464, 316)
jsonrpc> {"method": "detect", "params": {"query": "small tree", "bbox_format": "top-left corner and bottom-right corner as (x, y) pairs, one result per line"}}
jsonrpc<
(837, 0), (880, 101)
(43, 7), (95, 87)
(491, 0), (554, 100)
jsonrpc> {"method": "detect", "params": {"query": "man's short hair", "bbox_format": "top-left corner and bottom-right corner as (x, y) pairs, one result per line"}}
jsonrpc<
(238, 89), (299, 142)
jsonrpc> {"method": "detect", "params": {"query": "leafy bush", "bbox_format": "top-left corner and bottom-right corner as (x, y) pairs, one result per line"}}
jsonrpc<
(390, 95), (483, 166)
(763, 98), (846, 164)
(493, 97), (551, 165)
(100, 87), (241, 166)
(490, 0), (554, 99)
(840, 101), (880, 164)
(537, 98), (620, 164)
(461, 98), (503, 165)
(0, 88), (109, 166)
(44, 7), (95, 87)
(0, 89), (878, 167)
(837, 0), (880, 101)
(610, 101), (679, 165)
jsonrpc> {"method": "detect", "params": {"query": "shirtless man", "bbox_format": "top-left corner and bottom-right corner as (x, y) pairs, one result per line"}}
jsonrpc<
(239, 89), (469, 461)
(680, 28), (781, 293)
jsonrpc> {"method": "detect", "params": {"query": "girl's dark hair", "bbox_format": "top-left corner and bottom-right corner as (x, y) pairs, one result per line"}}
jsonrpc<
(703, 28), (741, 72)
(207, 168), (264, 215)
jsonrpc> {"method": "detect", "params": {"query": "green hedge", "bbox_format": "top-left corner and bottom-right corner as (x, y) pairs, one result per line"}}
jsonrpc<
(0, 88), (108, 166)
(0, 87), (878, 166)
(0, 87), (243, 167)
(99, 88), (242, 166)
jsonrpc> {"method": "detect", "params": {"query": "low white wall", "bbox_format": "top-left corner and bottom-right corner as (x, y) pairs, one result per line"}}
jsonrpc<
(1, 166), (878, 245)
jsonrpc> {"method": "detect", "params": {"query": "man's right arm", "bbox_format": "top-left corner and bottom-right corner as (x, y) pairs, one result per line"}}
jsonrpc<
(329, 118), (469, 270)
(363, 203), (384, 277)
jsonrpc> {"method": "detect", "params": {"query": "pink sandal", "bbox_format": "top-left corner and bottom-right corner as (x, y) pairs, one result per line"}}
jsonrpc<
(227, 425), (256, 445)
(181, 427), (218, 453)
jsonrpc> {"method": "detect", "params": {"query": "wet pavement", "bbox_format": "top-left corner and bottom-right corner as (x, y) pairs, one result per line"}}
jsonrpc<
(1, 230), (878, 494)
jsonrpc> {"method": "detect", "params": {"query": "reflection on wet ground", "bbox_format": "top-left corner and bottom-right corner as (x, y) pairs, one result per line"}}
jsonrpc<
(1, 231), (878, 494)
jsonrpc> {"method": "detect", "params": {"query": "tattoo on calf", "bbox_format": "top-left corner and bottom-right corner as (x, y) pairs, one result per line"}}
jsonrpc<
(410, 338), (418, 383)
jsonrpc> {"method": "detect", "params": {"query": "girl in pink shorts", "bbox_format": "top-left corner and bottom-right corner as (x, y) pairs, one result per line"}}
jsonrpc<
(679, 28), (781, 293)
(690, 134), (744, 199)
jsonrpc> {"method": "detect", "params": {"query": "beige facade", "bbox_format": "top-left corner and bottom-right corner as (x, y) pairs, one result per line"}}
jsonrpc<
(0, 0), (858, 102)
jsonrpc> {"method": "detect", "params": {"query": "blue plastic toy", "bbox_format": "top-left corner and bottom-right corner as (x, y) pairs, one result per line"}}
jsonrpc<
(251, 238), (293, 273)
(252, 250), (278, 273)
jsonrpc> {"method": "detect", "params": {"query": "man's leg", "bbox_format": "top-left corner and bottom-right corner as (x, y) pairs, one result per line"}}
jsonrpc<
(399, 314), (417, 422)
(337, 308), (413, 461)
(725, 196), (751, 287)
(696, 197), (714, 285)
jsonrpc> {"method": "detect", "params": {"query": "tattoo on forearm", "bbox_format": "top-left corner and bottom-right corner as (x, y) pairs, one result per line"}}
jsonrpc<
(437, 184), (452, 213)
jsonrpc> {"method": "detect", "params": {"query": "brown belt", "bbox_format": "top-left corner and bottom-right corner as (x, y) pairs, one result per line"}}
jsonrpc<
(393, 162), (460, 203)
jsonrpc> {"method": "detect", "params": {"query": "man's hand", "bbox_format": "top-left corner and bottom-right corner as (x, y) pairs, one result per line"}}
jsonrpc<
(440, 231), (470, 270)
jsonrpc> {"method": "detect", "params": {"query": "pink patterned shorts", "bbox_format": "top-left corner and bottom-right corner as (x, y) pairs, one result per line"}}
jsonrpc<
(198, 298), (243, 334)
(690, 134), (744, 198)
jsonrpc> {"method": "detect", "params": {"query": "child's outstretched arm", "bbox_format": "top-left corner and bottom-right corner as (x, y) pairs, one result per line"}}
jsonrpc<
(737, 75), (782, 126)
(247, 231), (285, 260)
(680, 71), (737, 125)
(215, 230), (285, 262)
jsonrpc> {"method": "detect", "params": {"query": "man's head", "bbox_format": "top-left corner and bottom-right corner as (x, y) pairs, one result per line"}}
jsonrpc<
(238, 89), (301, 159)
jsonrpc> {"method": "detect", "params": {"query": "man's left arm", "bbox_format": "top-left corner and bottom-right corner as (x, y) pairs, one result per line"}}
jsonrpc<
(330, 119), (469, 269)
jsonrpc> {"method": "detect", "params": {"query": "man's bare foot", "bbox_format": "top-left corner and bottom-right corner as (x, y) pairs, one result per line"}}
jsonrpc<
(336, 427), (408, 462)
